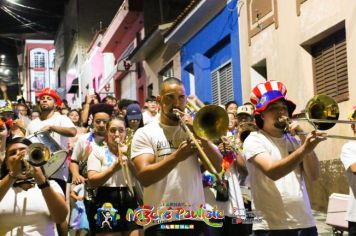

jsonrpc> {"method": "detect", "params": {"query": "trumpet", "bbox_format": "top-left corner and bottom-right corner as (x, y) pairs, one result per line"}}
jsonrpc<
(22, 143), (51, 175)
(280, 94), (356, 140)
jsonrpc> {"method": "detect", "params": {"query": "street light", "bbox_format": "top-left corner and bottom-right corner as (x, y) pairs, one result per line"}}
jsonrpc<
(0, 55), (5, 59)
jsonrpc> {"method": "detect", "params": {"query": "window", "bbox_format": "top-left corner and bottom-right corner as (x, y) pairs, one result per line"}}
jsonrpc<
(311, 29), (348, 102)
(34, 52), (45, 68)
(159, 61), (173, 80)
(211, 61), (234, 105)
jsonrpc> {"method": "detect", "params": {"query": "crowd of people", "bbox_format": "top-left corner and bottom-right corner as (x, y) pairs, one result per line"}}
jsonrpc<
(0, 78), (355, 236)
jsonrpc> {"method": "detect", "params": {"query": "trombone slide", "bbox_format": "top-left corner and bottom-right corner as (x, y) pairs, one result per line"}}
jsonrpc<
(173, 109), (223, 183)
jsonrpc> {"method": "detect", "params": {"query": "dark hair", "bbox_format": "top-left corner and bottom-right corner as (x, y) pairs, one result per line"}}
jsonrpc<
(106, 116), (126, 130)
(0, 137), (32, 179)
(159, 77), (183, 95)
(103, 95), (116, 103)
(118, 99), (135, 111)
(68, 109), (83, 127)
(254, 114), (264, 129)
(145, 96), (157, 102)
(225, 101), (238, 110)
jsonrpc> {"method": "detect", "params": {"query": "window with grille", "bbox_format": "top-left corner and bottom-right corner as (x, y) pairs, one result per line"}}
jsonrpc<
(211, 61), (234, 105)
(311, 28), (348, 102)
(34, 52), (45, 68)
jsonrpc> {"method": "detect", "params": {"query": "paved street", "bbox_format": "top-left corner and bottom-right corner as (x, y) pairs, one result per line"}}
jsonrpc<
(313, 210), (348, 236)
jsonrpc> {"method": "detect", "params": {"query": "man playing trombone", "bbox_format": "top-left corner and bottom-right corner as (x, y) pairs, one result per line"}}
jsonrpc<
(340, 107), (356, 235)
(130, 77), (223, 236)
(243, 80), (326, 235)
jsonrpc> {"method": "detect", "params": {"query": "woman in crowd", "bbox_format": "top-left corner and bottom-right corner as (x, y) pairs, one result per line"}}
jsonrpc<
(0, 137), (68, 235)
(68, 109), (88, 151)
(87, 116), (142, 236)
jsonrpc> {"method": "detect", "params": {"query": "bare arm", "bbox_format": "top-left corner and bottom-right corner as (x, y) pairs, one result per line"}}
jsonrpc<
(49, 126), (77, 137)
(251, 131), (325, 181)
(132, 140), (198, 187)
(87, 158), (122, 187)
(69, 162), (86, 184)
(0, 174), (16, 201)
(33, 168), (68, 223)
(81, 104), (90, 126)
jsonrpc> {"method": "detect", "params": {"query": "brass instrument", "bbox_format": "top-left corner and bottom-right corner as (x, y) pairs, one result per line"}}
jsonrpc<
(173, 96), (229, 183)
(281, 94), (356, 140)
(22, 143), (51, 175)
(238, 121), (259, 143)
(116, 128), (134, 196)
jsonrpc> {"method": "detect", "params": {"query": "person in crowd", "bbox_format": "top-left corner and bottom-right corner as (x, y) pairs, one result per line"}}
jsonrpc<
(243, 80), (326, 235)
(16, 102), (31, 128)
(236, 105), (254, 126)
(87, 116), (142, 235)
(60, 107), (70, 116)
(103, 95), (118, 115)
(142, 96), (160, 125)
(0, 116), (12, 166)
(225, 100), (238, 116)
(70, 103), (113, 231)
(26, 87), (76, 235)
(227, 112), (238, 137)
(0, 137), (68, 235)
(31, 107), (41, 120)
(69, 182), (89, 235)
(130, 77), (223, 235)
(203, 118), (248, 236)
(118, 99), (135, 117)
(125, 103), (144, 133)
(340, 107), (356, 235)
(67, 109), (88, 152)
(81, 92), (101, 126)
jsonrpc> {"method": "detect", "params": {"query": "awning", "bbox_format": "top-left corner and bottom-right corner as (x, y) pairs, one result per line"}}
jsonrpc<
(68, 78), (78, 93)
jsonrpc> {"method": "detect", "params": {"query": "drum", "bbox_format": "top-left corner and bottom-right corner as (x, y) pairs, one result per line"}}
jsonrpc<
(27, 131), (67, 177)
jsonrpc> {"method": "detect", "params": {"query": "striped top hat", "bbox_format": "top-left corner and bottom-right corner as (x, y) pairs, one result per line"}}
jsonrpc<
(250, 80), (296, 115)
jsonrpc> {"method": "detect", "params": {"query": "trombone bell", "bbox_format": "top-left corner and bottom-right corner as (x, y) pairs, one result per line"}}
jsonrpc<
(193, 105), (229, 141)
(305, 94), (339, 130)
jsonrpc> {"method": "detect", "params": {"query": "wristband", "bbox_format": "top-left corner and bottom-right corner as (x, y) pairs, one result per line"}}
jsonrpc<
(38, 179), (50, 189)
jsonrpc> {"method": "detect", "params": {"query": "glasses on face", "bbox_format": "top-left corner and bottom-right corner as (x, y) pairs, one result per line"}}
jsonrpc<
(94, 119), (109, 125)
(128, 119), (139, 122)
(109, 127), (126, 134)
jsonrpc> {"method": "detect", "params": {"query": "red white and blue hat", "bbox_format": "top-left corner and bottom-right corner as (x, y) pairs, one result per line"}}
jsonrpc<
(250, 80), (296, 115)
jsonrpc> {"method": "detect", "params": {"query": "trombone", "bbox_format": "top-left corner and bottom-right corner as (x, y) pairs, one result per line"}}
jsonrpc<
(285, 94), (356, 140)
(173, 96), (229, 183)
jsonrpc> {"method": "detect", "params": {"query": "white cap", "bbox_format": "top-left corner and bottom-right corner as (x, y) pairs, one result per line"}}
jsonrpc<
(236, 105), (253, 116)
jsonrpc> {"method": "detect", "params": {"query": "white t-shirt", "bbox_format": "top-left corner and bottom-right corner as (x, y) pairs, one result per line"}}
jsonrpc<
(87, 145), (130, 187)
(130, 122), (205, 215)
(243, 131), (315, 230)
(26, 112), (76, 150)
(203, 168), (245, 217)
(26, 112), (75, 180)
(142, 111), (160, 126)
(71, 132), (104, 163)
(0, 180), (64, 236)
(340, 141), (356, 222)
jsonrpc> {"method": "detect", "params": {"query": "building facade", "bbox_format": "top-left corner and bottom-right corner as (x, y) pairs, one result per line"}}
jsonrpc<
(238, 0), (356, 210)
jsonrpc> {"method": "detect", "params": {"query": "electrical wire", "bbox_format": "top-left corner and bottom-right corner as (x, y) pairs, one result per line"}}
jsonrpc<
(5, 3), (62, 18)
